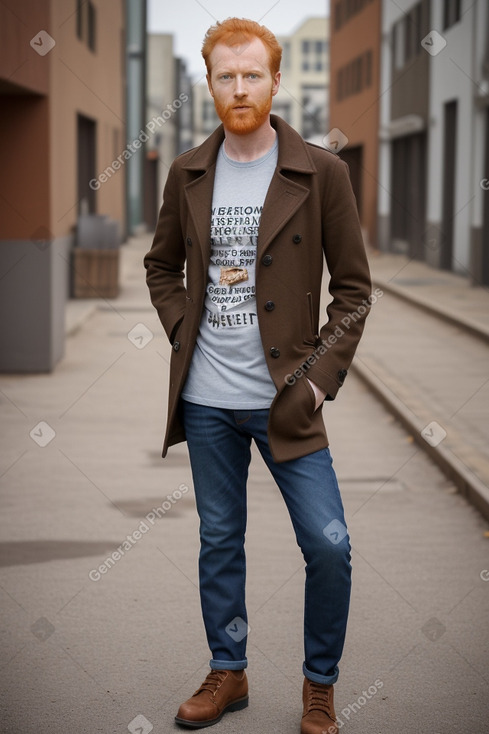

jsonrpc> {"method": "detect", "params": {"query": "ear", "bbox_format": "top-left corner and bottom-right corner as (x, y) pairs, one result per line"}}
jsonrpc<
(271, 70), (281, 97)
(206, 73), (214, 98)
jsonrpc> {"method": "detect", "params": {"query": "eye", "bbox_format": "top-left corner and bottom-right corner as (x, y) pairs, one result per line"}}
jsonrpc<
(248, 73), (259, 79)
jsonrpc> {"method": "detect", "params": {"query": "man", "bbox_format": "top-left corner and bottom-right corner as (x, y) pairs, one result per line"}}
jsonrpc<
(144, 18), (371, 734)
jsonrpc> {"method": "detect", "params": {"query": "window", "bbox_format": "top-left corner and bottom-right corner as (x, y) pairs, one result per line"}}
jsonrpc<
(302, 38), (327, 73)
(76, 0), (83, 39)
(443, 0), (461, 30)
(392, 2), (423, 70)
(271, 100), (292, 125)
(301, 85), (327, 139)
(76, 0), (97, 52)
(393, 19), (405, 70)
(365, 49), (372, 86)
(88, 2), (96, 51)
(334, 0), (375, 31)
(336, 50), (373, 101)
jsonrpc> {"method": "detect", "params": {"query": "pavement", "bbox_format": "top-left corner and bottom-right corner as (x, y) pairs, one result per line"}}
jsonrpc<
(1, 235), (488, 734)
(354, 252), (489, 520)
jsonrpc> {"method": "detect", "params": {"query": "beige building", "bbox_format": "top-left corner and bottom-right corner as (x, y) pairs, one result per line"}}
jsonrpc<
(192, 17), (329, 142)
(0, 0), (126, 371)
(274, 17), (329, 140)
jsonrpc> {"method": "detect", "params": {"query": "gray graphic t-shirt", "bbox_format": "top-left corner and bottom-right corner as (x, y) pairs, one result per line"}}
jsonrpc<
(181, 138), (278, 408)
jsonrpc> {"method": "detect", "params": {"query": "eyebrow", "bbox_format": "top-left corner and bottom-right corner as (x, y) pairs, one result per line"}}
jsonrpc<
(214, 66), (265, 75)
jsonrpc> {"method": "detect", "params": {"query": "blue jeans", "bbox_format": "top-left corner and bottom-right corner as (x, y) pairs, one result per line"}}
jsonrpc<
(180, 400), (351, 685)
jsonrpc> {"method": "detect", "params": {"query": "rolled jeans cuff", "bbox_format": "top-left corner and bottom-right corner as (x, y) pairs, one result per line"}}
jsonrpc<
(303, 662), (339, 686)
(210, 658), (248, 671)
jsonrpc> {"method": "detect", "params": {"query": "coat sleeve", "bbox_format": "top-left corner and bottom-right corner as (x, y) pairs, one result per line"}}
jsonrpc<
(305, 156), (372, 400)
(143, 162), (187, 344)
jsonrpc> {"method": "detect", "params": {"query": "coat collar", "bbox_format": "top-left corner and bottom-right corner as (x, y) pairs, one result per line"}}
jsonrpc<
(182, 114), (318, 175)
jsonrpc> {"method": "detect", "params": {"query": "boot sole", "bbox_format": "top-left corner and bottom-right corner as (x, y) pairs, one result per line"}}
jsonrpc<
(174, 695), (249, 728)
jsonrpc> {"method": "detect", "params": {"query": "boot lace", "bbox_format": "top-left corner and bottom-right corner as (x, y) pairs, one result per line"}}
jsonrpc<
(196, 669), (229, 698)
(306, 681), (333, 715)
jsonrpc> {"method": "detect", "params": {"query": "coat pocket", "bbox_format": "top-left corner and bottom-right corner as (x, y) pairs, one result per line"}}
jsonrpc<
(303, 292), (318, 346)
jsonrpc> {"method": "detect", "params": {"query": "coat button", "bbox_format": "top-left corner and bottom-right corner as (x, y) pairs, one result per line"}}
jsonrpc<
(186, 237), (192, 246)
(265, 300), (275, 311)
(173, 341), (181, 351)
(262, 254), (273, 266)
(337, 369), (347, 383)
(270, 347), (280, 358)
(292, 234), (302, 244)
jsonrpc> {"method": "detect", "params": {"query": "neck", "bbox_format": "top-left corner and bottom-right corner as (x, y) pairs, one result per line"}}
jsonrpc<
(223, 118), (276, 162)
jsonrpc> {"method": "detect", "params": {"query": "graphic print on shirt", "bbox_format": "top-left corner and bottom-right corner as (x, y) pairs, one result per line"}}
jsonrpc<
(206, 205), (262, 329)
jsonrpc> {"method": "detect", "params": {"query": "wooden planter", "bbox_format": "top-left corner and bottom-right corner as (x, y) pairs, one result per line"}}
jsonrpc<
(72, 248), (120, 298)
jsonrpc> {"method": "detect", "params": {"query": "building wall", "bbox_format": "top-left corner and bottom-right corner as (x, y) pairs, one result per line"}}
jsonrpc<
(379, 0), (488, 279)
(0, 0), (50, 96)
(0, 0), (127, 371)
(49, 0), (125, 238)
(426, 0), (483, 274)
(274, 17), (329, 141)
(329, 0), (381, 248)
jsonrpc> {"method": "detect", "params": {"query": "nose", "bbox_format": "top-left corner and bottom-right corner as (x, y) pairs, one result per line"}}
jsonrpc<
(234, 75), (247, 97)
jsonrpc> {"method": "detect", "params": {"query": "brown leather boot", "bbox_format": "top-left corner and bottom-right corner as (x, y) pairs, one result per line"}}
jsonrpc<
(301, 677), (338, 734)
(175, 669), (248, 728)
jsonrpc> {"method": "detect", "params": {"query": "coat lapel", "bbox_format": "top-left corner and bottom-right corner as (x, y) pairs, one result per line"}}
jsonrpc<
(182, 125), (225, 271)
(181, 115), (318, 266)
(257, 116), (317, 256)
(257, 173), (310, 257)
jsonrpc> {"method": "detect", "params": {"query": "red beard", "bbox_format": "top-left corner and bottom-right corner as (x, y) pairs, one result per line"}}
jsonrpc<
(214, 95), (273, 135)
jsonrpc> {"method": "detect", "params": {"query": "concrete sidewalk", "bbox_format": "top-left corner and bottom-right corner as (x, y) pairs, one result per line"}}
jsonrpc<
(367, 252), (489, 342)
(1, 236), (488, 734)
(353, 252), (489, 520)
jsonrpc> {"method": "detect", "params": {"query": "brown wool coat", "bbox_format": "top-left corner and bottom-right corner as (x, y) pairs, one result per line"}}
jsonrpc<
(144, 115), (372, 463)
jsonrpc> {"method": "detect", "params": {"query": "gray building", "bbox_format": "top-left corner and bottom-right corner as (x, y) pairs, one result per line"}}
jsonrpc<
(378, 0), (489, 284)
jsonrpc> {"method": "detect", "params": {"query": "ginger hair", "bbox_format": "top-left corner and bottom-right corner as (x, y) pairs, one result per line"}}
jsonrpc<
(202, 17), (282, 76)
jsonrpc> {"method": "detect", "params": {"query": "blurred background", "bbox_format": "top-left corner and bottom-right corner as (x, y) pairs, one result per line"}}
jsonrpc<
(1, 0), (488, 374)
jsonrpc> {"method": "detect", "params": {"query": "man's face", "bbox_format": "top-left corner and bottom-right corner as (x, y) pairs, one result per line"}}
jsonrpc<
(207, 36), (281, 135)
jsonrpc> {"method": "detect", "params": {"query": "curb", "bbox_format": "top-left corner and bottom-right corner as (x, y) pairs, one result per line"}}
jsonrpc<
(373, 278), (489, 345)
(351, 359), (489, 523)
